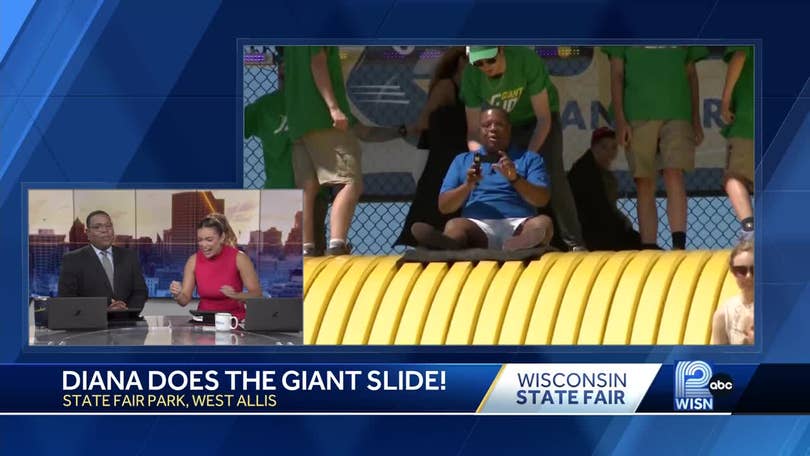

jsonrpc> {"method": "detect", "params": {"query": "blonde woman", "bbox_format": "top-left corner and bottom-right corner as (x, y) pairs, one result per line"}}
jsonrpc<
(712, 240), (754, 344)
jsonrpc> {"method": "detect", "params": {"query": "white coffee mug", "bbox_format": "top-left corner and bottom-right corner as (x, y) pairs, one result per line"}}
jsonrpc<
(214, 312), (238, 331)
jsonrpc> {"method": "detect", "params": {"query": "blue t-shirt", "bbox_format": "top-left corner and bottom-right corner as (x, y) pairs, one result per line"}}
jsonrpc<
(440, 146), (549, 220)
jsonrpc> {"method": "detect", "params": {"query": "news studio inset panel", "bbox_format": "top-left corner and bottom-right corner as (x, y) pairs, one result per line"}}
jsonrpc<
(28, 189), (304, 346)
(242, 45), (755, 346)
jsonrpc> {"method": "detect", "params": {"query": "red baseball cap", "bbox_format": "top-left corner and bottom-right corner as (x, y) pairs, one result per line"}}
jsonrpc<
(591, 127), (615, 145)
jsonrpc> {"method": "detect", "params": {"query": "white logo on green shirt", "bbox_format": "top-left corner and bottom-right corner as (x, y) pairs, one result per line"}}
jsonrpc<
(274, 115), (288, 134)
(488, 88), (524, 112)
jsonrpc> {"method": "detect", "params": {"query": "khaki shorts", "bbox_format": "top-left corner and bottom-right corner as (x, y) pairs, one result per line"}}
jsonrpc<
(726, 137), (754, 184)
(292, 128), (362, 186)
(627, 120), (695, 178)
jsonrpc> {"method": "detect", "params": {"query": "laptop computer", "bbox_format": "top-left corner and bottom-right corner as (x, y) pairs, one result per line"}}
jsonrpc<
(47, 297), (108, 330)
(244, 297), (302, 332)
(189, 309), (217, 325)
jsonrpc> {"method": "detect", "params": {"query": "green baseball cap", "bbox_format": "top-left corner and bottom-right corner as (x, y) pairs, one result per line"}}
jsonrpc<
(467, 46), (498, 63)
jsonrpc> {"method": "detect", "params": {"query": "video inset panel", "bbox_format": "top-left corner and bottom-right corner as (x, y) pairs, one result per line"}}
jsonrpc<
(242, 45), (755, 346)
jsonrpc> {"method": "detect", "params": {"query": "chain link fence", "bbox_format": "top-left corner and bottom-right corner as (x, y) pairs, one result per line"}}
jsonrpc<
(243, 45), (741, 254)
(243, 45), (279, 189)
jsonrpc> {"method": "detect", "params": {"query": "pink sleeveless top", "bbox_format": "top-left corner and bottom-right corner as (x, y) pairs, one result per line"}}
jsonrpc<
(194, 245), (245, 320)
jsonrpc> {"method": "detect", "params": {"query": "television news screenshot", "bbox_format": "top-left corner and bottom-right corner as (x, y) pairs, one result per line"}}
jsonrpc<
(2, 0), (808, 453)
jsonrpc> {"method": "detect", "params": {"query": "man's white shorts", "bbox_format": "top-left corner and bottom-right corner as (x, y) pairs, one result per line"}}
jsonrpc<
(468, 217), (530, 249)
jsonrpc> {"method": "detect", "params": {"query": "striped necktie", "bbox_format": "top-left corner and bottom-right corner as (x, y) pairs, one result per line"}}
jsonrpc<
(100, 250), (114, 292)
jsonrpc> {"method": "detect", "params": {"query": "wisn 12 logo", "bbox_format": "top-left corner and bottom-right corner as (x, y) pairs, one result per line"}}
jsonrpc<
(674, 361), (734, 411)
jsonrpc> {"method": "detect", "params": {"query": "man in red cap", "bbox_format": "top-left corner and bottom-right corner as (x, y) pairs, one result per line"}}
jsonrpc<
(567, 127), (641, 251)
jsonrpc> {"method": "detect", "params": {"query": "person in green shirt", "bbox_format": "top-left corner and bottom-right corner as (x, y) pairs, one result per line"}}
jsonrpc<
(603, 45), (709, 250)
(461, 46), (586, 251)
(720, 46), (754, 240)
(244, 51), (327, 254)
(284, 46), (360, 256)
(284, 46), (406, 256)
(244, 55), (294, 189)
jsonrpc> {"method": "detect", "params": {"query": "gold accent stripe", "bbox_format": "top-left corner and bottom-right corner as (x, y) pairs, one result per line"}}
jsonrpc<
(476, 364), (506, 413)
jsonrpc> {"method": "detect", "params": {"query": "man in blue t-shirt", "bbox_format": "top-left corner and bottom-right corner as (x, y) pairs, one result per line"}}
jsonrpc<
(411, 107), (554, 250)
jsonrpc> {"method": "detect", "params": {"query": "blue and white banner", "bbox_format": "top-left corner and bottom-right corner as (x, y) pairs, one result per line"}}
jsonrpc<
(0, 362), (784, 414)
(478, 364), (660, 414)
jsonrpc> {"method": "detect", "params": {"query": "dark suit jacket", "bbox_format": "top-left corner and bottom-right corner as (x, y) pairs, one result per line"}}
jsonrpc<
(568, 149), (641, 251)
(57, 245), (148, 311)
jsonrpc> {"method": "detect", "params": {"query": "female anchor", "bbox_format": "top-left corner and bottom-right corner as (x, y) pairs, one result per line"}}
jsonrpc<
(169, 213), (261, 320)
(711, 239), (754, 345)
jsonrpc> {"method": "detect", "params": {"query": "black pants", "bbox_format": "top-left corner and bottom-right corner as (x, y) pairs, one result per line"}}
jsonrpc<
(511, 113), (585, 249)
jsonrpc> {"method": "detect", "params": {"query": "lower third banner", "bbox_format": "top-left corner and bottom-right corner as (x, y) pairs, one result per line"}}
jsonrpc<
(0, 363), (798, 414)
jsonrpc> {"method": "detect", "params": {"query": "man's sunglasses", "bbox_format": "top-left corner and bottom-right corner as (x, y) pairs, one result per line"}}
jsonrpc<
(473, 57), (498, 68)
(731, 265), (754, 277)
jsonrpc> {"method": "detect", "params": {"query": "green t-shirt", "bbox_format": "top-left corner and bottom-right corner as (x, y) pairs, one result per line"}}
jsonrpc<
(284, 46), (356, 141)
(244, 90), (295, 189)
(722, 46), (754, 139)
(601, 46), (709, 121)
(461, 46), (560, 126)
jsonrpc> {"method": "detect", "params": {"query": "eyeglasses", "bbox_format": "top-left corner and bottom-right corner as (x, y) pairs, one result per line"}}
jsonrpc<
(89, 223), (113, 231)
(731, 265), (754, 278)
(473, 57), (498, 68)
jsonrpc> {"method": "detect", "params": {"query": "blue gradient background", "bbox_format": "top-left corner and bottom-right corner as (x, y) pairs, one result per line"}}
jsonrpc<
(2, 0), (810, 452)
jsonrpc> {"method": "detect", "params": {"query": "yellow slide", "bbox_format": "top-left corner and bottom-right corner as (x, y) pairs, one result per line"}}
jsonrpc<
(304, 250), (735, 345)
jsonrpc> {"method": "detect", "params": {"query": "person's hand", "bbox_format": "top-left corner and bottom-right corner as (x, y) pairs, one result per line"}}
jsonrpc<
(493, 150), (518, 182)
(742, 314), (755, 345)
(220, 285), (239, 299)
(329, 107), (349, 131)
(721, 100), (735, 125)
(465, 163), (483, 186)
(616, 118), (632, 148)
(743, 325), (754, 345)
(693, 120), (705, 146)
(169, 280), (182, 298)
(108, 300), (128, 311)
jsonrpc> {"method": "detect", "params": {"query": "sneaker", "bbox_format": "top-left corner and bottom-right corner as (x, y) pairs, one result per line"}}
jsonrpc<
(325, 243), (352, 256)
(303, 245), (322, 257)
(411, 222), (463, 250)
(570, 245), (588, 253)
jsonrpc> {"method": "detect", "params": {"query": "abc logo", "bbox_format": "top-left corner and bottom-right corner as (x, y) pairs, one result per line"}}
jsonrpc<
(708, 373), (734, 397)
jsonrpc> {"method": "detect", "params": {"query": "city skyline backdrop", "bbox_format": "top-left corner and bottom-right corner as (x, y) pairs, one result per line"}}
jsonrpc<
(28, 189), (301, 245)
